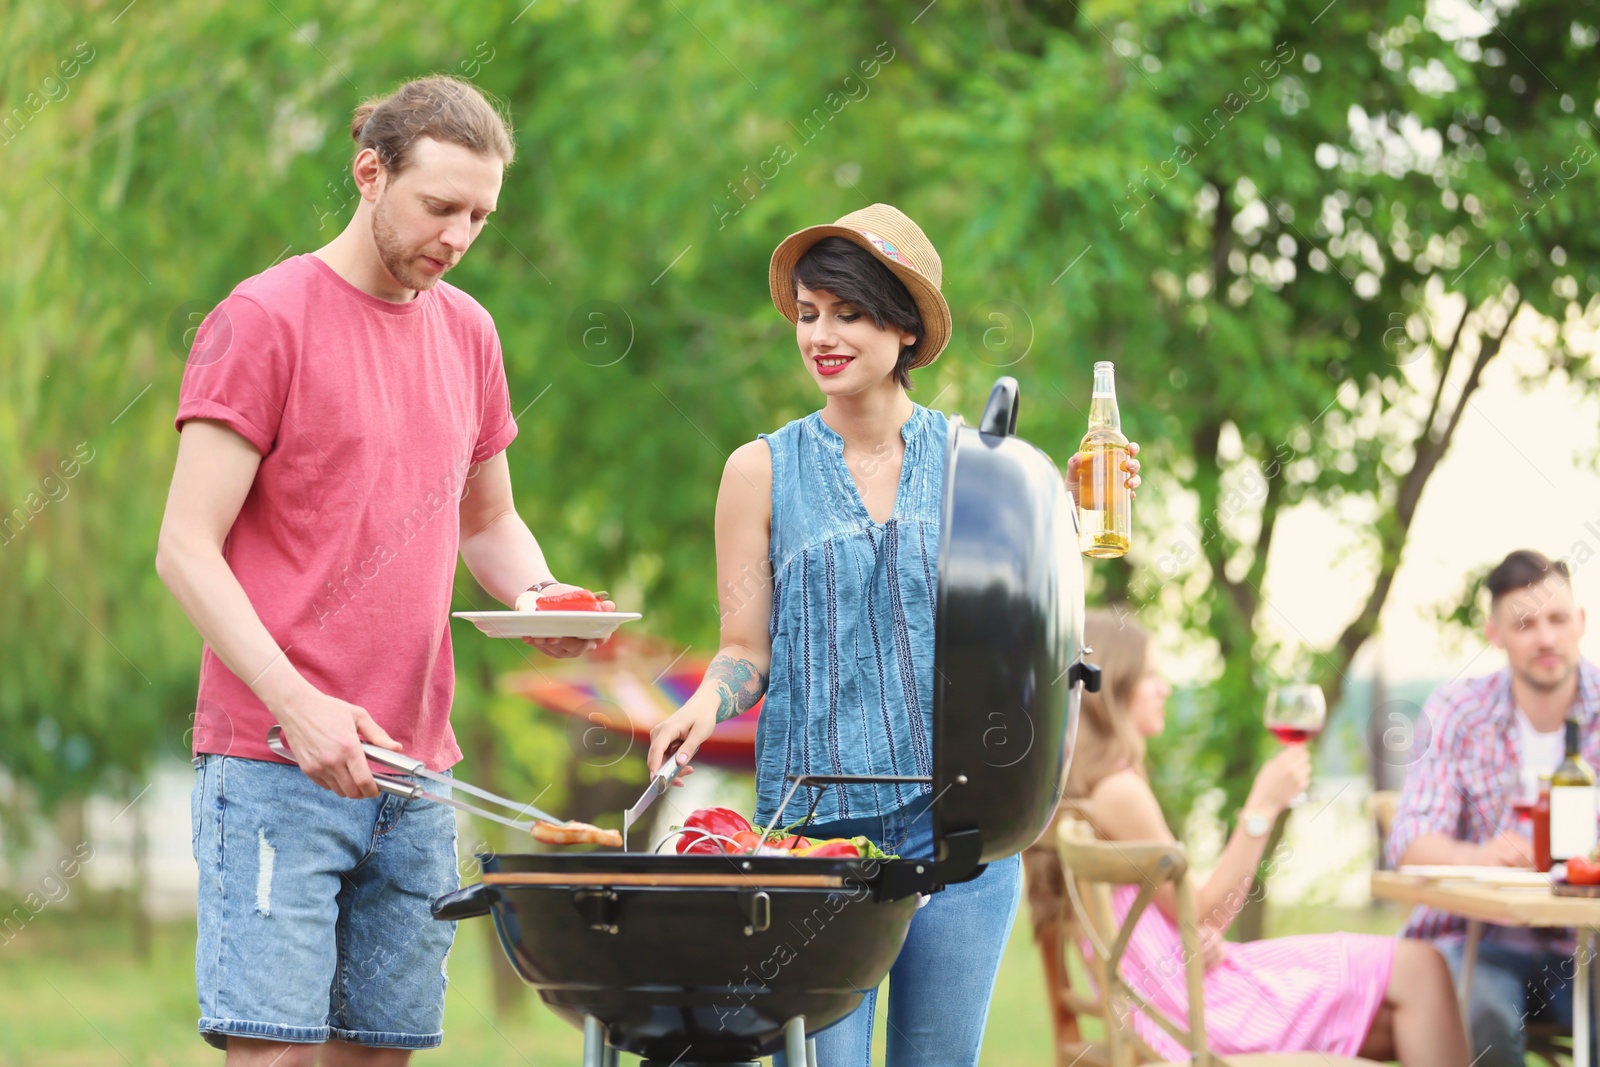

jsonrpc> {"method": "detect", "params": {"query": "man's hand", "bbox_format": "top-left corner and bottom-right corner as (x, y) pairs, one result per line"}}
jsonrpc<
(273, 685), (402, 799)
(1480, 831), (1535, 867)
(1065, 440), (1141, 508)
(515, 582), (616, 658)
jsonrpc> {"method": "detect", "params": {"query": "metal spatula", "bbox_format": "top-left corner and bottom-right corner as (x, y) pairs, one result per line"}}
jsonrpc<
(622, 759), (686, 851)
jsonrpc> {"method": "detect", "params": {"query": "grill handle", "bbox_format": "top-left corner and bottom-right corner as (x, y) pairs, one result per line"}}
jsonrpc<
(1067, 659), (1102, 693)
(432, 882), (499, 921)
(978, 376), (1019, 437)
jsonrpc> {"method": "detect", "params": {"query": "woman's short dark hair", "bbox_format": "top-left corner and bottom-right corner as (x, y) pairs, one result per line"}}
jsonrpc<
(793, 237), (923, 389)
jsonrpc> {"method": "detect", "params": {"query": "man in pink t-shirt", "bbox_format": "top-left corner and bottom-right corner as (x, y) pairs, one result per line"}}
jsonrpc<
(157, 76), (603, 1064)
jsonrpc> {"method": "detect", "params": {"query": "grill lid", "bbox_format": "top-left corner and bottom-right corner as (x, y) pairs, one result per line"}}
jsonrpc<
(929, 377), (1095, 879)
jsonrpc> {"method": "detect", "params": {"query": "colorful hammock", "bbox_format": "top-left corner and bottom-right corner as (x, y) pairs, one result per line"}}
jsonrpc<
(502, 636), (759, 771)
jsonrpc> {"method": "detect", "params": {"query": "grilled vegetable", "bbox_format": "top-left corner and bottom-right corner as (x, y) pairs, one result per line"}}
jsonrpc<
(674, 807), (755, 855)
(536, 588), (605, 612)
(849, 835), (896, 860)
(672, 808), (893, 858)
(797, 835), (896, 859)
(767, 834), (814, 852)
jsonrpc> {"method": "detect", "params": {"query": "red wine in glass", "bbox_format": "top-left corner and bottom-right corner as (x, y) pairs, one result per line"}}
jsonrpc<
(1508, 771), (1542, 831)
(1264, 684), (1327, 807)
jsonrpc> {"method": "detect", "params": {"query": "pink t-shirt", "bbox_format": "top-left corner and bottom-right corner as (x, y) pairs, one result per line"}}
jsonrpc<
(174, 254), (517, 771)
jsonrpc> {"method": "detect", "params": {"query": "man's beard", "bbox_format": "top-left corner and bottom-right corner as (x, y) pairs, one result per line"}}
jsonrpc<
(372, 195), (439, 292)
(1518, 655), (1576, 693)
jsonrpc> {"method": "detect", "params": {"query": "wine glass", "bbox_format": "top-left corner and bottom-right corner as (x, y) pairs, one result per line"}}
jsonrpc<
(1507, 766), (1540, 835)
(1264, 683), (1327, 808)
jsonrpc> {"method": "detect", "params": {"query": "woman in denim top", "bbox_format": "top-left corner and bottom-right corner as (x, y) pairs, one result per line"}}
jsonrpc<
(650, 205), (1138, 1067)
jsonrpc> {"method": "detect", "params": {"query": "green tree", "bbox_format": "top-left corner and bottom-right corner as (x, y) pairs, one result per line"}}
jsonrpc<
(4, 0), (1598, 956)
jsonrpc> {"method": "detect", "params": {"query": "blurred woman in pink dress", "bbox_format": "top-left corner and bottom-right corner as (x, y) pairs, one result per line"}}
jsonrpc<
(1026, 610), (1466, 1067)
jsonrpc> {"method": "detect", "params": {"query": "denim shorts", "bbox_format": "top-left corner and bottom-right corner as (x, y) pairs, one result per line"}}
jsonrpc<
(191, 754), (460, 1050)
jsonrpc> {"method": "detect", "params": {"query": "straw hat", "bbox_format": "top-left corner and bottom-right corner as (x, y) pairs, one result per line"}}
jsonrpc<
(768, 203), (952, 370)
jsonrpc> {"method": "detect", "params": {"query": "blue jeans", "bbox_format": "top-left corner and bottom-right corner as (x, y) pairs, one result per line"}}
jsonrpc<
(191, 754), (460, 1050)
(777, 802), (1023, 1067)
(1438, 935), (1598, 1067)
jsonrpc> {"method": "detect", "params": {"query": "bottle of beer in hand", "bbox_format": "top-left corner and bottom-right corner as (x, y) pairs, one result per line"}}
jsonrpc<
(1078, 361), (1132, 559)
(1549, 718), (1596, 864)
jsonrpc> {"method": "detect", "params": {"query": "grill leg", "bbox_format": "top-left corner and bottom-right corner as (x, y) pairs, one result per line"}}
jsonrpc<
(582, 1015), (606, 1067)
(785, 1016), (807, 1066)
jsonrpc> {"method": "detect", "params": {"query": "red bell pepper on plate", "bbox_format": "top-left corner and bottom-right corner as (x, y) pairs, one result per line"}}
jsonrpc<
(536, 588), (605, 612)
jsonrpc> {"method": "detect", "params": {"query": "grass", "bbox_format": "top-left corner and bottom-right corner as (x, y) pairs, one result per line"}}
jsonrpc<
(0, 899), (1408, 1066)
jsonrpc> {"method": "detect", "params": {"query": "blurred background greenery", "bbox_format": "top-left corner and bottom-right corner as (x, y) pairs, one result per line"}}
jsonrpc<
(4, 0), (1600, 1062)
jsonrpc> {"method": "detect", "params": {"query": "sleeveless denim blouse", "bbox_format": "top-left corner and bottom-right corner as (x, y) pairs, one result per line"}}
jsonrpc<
(754, 404), (949, 826)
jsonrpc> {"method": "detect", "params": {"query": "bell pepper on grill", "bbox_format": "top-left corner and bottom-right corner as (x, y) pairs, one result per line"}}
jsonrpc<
(672, 808), (896, 858)
(767, 834), (814, 852)
(674, 807), (755, 855)
(849, 835), (896, 860)
(679, 835), (727, 856)
(795, 835), (897, 859)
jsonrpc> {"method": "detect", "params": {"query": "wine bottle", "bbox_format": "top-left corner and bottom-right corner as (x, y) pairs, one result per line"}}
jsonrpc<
(1549, 719), (1596, 863)
(1078, 361), (1132, 558)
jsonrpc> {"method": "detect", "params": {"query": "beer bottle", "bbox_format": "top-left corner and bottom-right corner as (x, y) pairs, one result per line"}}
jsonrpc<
(1078, 361), (1132, 558)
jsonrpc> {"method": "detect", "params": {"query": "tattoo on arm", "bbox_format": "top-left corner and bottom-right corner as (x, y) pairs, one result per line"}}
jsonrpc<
(706, 654), (768, 723)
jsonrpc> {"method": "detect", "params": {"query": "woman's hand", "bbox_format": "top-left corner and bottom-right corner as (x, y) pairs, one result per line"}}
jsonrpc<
(1247, 743), (1312, 816)
(647, 697), (719, 780)
(1064, 441), (1141, 508)
(1198, 921), (1228, 970)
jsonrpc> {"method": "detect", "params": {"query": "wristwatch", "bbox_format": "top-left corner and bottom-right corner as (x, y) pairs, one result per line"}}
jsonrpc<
(1239, 809), (1272, 838)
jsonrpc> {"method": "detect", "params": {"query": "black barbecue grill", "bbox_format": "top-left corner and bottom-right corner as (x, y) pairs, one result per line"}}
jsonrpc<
(431, 378), (1100, 1066)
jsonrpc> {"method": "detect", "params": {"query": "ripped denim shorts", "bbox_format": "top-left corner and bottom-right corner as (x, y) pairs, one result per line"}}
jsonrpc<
(191, 754), (459, 1050)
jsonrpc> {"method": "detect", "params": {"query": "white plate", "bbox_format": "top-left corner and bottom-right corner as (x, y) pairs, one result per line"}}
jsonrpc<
(1399, 865), (1551, 887)
(452, 610), (642, 640)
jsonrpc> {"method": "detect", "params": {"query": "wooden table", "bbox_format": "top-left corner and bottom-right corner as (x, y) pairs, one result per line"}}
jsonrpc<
(1372, 870), (1600, 1065)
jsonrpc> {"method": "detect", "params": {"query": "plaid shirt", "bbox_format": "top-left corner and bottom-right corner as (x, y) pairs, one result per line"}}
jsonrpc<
(1387, 659), (1600, 939)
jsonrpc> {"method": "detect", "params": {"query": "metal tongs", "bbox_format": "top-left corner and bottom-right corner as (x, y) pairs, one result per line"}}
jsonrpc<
(266, 725), (571, 832)
(621, 758), (686, 851)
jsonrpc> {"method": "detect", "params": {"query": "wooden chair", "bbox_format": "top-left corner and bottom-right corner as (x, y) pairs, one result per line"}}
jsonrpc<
(1055, 819), (1383, 1067)
(1029, 802), (1114, 1067)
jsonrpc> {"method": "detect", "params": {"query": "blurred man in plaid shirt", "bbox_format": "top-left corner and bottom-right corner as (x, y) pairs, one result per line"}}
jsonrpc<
(1389, 549), (1598, 1066)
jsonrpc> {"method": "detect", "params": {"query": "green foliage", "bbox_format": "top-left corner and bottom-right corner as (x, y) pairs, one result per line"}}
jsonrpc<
(1426, 561), (1495, 655)
(4, 0), (1598, 847)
